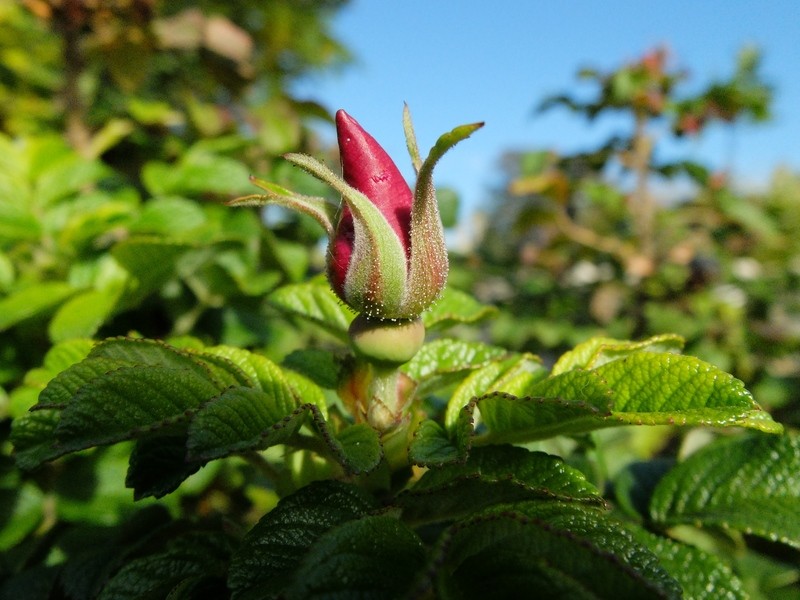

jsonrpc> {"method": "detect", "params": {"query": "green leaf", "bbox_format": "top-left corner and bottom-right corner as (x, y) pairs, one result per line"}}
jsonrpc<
(98, 531), (234, 600)
(423, 286), (498, 331)
(11, 409), (64, 470)
(282, 349), (340, 390)
(431, 502), (681, 599)
(0, 483), (44, 551)
(322, 423), (383, 475)
(142, 152), (252, 197)
(186, 387), (301, 462)
(269, 277), (355, 340)
(126, 434), (203, 500)
(551, 334), (684, 375)
(55, 365), (220, 454)
(403, 339), (507, 387)
(48, 286), (122, 342)
(228, 481), (376, 599)
(130, 196), (208, 235)
(111, 239), (192, 307)
(444, 353), (547, 430)
(399, 445), (603, 524)
(14, 339), (237, 468)
(0, 282), (76, 330)
(408, 419), (460, 466)
(286, 515), (426, 599)
(451, 351), (781, 446)
(650, 433), (800, 548)
(35, 154), (112, 206)
(629, 526), (747, 600)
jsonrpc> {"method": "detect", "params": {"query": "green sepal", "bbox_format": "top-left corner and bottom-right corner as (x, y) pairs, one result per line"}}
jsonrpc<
(229, 175), (338, 236)
(284, 152), (408, 318)
(404, 118), (484, 317)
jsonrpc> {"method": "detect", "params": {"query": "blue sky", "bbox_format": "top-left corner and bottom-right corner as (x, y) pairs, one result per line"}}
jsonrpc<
(292, 0), (800, 221)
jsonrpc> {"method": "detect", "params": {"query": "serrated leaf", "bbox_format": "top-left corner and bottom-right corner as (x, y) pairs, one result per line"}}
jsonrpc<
(452, 351), (781, 446)
(403, 338), (507, 391)
(286, 515), (426, 600)
(551, 334), (684, 375)
(650, 433), (800, 548)
(98, 531), (233, 600)
(408, 419), (460, 466)
(11, 409), (64, 469)
(55, 365), (221, 454)
(269, 277), (355, 340)
(431, 502), (681, 599)
(444, 353), (547, 430)
(228, 481), (376, 599)
(325, 423), (383, 474)
(186, 387), (301, 462)
(280, 367), (329, 419)
(399, 445), (603, 524)
(629, 526), (747, 600)
(13, 339), (233, 469)
(422, 286), (497, 330)
(0, 282), (76, 330)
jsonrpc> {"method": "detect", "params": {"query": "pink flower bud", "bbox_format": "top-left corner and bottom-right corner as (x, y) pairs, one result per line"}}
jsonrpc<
(328, 110), (414, 300)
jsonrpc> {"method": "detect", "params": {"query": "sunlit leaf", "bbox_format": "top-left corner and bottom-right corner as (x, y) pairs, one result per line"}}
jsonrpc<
(650, 432), (800, 548)
(268, 277), (355, 340)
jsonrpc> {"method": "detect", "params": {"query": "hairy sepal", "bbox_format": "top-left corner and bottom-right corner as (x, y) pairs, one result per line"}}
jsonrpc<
(285, 153), (408, 318)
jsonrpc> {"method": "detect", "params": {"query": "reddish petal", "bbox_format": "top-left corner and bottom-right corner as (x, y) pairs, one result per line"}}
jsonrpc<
(328, 110), (413, 299)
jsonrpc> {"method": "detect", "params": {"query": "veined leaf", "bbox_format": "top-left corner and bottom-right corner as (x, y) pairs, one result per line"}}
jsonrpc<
(551, 334), (684, 375)
(430, 501), (681, 599)
(403, 339), (507, 386)
(55, 365), (220, 454)
(126, 434), (204, 500)
(399, 445), (603, 524)
(228, 481), (376, 599)
(629, 525), (747, 599)
(408, 419), (460, 466)
(286, 515), (426, 600)
(186, 387), (301, 462)
(98, 530), (234, 600)
(650, 432), (800, 548)
(13, 339), (240, 469)
(321, 423), (383, 475)
(450, 351), (781, 446)
(422, 286), (497, 331)
(269, 277), (355, 341)
(444, 353), (547, 430)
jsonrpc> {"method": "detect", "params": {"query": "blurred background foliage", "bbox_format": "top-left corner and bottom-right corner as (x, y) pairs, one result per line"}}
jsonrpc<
(0, 1), (799, 596)
(451, 47), (800, 430)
